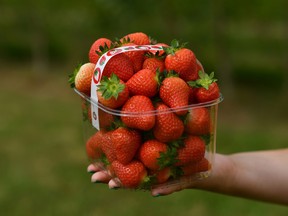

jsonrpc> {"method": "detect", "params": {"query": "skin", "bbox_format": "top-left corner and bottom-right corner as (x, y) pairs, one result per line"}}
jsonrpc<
(88, 148), (288, 205)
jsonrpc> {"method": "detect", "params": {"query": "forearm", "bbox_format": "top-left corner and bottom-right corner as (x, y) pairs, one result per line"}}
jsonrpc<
(195, 149), (288, 205)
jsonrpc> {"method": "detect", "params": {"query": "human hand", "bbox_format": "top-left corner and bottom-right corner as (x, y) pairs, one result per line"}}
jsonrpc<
(87, 154), (230, 196)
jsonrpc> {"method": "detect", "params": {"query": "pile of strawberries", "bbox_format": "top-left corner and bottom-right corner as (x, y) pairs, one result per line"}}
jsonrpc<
(70, 32), (221, 189)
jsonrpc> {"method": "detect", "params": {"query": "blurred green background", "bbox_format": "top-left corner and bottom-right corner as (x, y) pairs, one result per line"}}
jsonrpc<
(1, 0), (288, 215)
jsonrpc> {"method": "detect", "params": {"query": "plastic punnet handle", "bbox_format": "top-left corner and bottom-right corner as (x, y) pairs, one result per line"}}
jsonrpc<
(90, 45), (164, 130)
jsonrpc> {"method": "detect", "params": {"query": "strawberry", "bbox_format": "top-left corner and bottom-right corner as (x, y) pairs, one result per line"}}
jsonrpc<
(142, 53), (165, 73)
(89, 38), (112, 64)
(111, 160), (148, 188)
(97, 73), (129, 109)
(102, 53), (134, 82)
(69, 63), (95, 96)
(188, 71), (220, 103)
(159, 76), (190, 115)
(175, 136), (206, 166)
(121, 95), (155, 131)
(164, 40), (198, 81)
(185, 107), (211, 135)
(148, 43), (169, 56)
(121, 42), (145, 72)
(153, 103), (184, 143)
(120, 32), (150, 45)
(100, 131), (117, 164)
(81, 100), (114, 129)
(85, 131), (104, 160)
(138, 140), (168, 170)
(150, 167), (172, 184)
(181, 158), (211, 176)
(126, 69), (160, 97)
(111, 127), (141, 165)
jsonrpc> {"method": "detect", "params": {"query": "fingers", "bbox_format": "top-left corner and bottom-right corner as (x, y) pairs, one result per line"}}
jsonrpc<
(87, 163), (122, 188)
(91, 170), (112, 183)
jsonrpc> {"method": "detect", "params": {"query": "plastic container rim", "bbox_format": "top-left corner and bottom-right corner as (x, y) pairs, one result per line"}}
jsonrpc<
(74, 88), (224, 117)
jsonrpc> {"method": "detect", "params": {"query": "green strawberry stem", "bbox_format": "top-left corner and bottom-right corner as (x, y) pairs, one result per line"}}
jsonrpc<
(188, 71), (218, 90)
(68, 64), (81, 88)
(163, 39), (188, 55)
(97, 73), (125, 100)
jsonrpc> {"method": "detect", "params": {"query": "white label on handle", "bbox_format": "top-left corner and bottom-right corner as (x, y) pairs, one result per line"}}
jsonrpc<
(90, 45), (164, 130)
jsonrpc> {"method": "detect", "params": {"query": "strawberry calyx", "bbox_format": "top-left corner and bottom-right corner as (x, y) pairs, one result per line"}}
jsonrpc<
(188, 71), (217, 90)
(95, 42), (115, 56)
(144, 51), (165, 59)
(163, 39), (188, 55)
(138, 175), (152, 190)
(97, 73), (125, 100)
(68, 64), (81, 88)
(157, 147), (178, 170)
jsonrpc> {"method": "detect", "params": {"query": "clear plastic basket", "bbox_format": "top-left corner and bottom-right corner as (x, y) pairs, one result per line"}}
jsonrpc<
(75, 87), (223, 190)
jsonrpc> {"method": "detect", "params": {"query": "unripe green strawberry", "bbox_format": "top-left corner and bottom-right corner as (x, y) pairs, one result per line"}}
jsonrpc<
(121, 95), (155, 131)
(111, 127), (141, 165)
(175, 136), (206, 166)
(153, 103), (184, 143)
(159, 76), (190, 116)
(111, 160), (148, 188)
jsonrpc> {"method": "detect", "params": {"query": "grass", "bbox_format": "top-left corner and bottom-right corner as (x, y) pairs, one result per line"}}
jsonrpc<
(0, 68), (287, 216)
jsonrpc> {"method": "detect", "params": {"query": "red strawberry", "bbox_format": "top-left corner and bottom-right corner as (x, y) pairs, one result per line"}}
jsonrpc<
(142, 54), (165, 73)
(85, 131), (104, 160)
(89, 38), (112, 64)
(121, 32), (150, 45)
(175, 136), (206, 166)
(102, 53), (134, 82)
(97, 73), (129, 109)
(69, 63), (95, 96)
(81, 100), (114, 129)
(164, 40), (198, 81)
(100, 131), (116, 163)
(185, 107), (211, 135)
(150, 167), (172, 184)
(111, 160), (148, 188)
(159, 76), (190, 115)
(121, 95), (155, 131)
(138, 140), (168, 170)
(181, 158), (211, 176)
(188, 71), (220, 103)
(126, 69), (159, 97)
(153, 103), (184, 142)
(111, 127), (141, 165)
(121, 42), (145, 72)
(148, 43), (169, 56)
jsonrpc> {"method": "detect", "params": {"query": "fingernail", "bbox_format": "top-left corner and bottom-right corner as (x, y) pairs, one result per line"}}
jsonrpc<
(92, 180), (102, 183)
(88, 170), (96, 174)
(110, 187), (120, 190)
